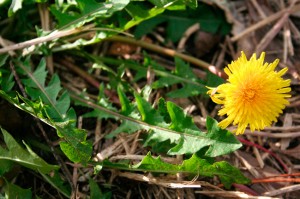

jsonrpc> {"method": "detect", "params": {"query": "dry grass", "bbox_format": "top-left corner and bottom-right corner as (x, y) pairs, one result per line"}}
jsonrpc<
(1, 0), (300, 198)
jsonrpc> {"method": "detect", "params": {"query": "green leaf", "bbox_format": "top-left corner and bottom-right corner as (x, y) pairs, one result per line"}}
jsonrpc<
(122, 2), (165, 30)
(180, 0), (197, 9)
(0, 54), (9, 67)
(135, 2), (231, 43)
(83, 84), (117, 120)
(4, 181), (32, 199)
(96, 56), (207, 98)
(89, 178), (102, 198)
(19, 58), (75, 123)
(133, 152), (250, 188)
(50, 0), (130, 28)
(152, 57), (207, 98)
(167, 101), (198, 132)
(101, 152), (250, 188)
(0, 90), (92, 164)
(204, 117), (242, 157)
(56, 126), (92, 164)
(148, 0), (184, 8)
(167, 84), (207, 98)
(84, 88), (241, 157)
(135, 93), (166, 126)
(0, 128), (59, 174)
(149, 101), (242, 156)
(118, 86), (134, 116)
(206, 70), (225, 87)
(106, 87), (143, 138)
(0, 55), (14, 93)
(0, 159), (13, 177)
(134, 17), (166, 39)
(11, 57), (92, 163)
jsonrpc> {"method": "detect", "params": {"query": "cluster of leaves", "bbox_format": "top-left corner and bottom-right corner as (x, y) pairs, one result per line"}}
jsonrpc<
(0, 0), (248, 198)
(101, 86), (242, 157)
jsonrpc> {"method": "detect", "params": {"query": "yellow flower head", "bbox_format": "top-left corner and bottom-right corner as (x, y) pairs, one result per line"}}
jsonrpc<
(208, 51), (291, 135)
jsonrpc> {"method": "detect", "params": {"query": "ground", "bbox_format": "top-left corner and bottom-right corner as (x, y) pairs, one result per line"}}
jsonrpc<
(0, 0), (300, 198)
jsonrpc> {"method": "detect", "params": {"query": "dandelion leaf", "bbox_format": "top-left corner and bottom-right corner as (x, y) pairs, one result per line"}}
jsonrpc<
(145, 101), (241, 156)
(83, 84), (117, 120)
(20, 58), (75, 123)
(0, 128), (59, 174)
(103, 89), (241, 157)
(204, 117), (242, 157)
(56, 126), (92, 163)
(0, 58), (92, 164)
(131, 152), (250, 188)
(151, 57), (207, 97)
(134, 93), (166, 126)
(106, 87), (144, 138)
(118, 86), (134, 116)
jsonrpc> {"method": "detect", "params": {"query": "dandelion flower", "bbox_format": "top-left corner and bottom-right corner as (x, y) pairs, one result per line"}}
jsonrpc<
(207, 51), (291, 135)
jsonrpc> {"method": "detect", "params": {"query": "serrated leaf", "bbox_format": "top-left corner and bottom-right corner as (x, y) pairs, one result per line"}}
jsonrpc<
(100, 152), (250, 188)
(143, 100), (241, 156)
(88, 89), (241, 157)
(73, 87), (241, 157)
(106, 86), (142, 138)
(14, 58), (92, 163)
(0, 89), (92, 164)
(118, 86), (134, 116)
(167, 101), (198, 132)
(135, 93), (166, 126)
(19, 58), (74, 122)
(0, 128), (59, 174)
(83, 84), (117, 120)
(97, 55), (207, 98)
(167, 103), (241, 156)
(204, 117), (242, 157)
(132, 152), (250, 188)
(56, 126), (92, 164)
